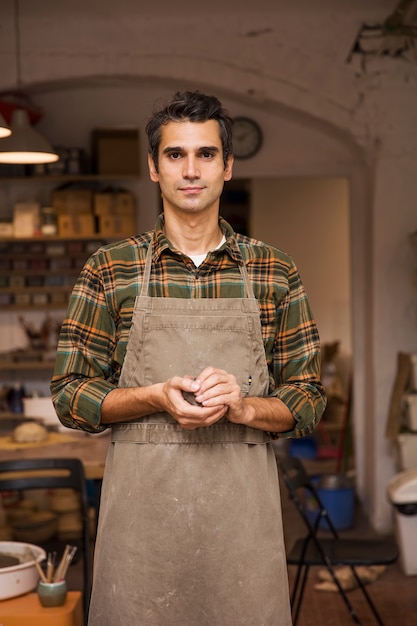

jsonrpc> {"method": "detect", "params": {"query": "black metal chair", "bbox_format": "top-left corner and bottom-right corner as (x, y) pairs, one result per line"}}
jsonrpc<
(0, 458), (91, 624)
(279, 456), (399, 626)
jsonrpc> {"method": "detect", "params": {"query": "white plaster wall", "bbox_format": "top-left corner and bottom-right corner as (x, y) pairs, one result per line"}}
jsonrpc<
(251, 177), (351, 352)
(0, 0), (416, 531)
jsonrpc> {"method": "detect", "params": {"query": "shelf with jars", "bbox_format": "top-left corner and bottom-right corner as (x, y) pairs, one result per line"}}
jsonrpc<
(0, 177), (138, 239)
(0, 126), (140, 241)
(0, 130), (140, 388)
(0, 237), (108, 310)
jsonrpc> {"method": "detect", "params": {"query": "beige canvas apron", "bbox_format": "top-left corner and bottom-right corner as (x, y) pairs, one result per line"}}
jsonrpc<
(88, 243), (292, 626)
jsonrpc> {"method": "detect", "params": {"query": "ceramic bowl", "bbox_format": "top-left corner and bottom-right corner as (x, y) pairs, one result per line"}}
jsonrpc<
(0, 541), (46, 600)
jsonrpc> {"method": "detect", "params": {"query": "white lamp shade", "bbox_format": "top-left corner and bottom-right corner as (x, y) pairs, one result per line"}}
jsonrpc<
(0, 108), (59, 164)
(0, 113), (11, 138)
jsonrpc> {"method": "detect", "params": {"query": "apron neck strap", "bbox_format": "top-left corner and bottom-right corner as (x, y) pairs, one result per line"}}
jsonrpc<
(239, 260), (255, 299)
(140, 241), (256, 299)
(140, 242), (154, 296)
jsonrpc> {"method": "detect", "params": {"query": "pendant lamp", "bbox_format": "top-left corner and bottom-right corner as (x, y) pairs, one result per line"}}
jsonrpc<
(0, 108), (58, 163)
(0, 114), (11, 138)
(0, 0), (58, 164)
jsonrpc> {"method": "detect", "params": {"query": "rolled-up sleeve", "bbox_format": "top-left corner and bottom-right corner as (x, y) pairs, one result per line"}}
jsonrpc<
(269, 261), (326, 438)
(51, 255), (118, 432)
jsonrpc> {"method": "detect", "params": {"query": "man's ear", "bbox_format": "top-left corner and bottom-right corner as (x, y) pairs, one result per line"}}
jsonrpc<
(224, 155), (234, 182)
(148, 154), (159, 182)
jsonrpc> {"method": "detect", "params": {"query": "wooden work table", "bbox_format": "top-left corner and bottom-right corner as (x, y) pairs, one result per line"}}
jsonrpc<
(0, 591), (83, 626)
(0, 415), (111, 480)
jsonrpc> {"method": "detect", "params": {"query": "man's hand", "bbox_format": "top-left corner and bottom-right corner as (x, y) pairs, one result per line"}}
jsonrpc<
(192, 367), (249, 424)
(192, 366), (296, 433)
(160, 375), (227, 430)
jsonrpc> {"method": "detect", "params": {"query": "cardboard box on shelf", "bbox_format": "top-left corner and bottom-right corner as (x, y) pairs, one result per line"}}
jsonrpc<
(13, 202), (40, 237)
(51, 188), (93, 214)
(58, 214), (96, 238)
(0, 222), (13, 237)
(92, 128), (139, 176)
(97, 213), (136, 237)
(94, 190), (136, 216)
(94, 189), (136, 237)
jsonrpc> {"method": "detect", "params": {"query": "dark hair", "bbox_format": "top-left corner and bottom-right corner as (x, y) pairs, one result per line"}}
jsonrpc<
(145, 90), (233, 170)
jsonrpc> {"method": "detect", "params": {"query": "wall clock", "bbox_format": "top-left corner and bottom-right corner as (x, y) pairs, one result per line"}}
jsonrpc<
(232, 116), (263, 159)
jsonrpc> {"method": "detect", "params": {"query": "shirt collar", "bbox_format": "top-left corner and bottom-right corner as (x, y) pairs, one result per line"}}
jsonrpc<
(152, 213), (245, 265)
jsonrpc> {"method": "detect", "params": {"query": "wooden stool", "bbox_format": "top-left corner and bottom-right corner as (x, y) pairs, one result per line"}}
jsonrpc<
(0, 591), (83, 626)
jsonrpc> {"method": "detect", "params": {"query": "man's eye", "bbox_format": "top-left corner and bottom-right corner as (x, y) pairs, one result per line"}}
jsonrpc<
(169, 152), (181, 159)
(201, 151), (214, 159)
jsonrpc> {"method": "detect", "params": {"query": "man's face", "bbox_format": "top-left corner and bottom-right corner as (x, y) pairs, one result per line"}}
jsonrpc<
(148, 119), (233, 216)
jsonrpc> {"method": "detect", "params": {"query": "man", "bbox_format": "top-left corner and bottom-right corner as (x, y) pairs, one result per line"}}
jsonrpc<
(51, 90), (326, 625)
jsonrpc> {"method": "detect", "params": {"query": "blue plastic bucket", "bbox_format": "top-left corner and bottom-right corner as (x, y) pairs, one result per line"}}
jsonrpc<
(306, 474), (355, 531)
(289, 437), (318, 459)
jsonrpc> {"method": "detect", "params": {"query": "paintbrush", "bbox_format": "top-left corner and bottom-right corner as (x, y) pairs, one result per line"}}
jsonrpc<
(31, 550), (47, 583)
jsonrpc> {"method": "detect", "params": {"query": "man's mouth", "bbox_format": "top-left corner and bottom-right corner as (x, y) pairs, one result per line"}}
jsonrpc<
(180, 186), (204, 194)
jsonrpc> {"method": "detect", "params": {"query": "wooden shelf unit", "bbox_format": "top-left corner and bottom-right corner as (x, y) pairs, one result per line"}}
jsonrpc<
(0, 237), (108, 310)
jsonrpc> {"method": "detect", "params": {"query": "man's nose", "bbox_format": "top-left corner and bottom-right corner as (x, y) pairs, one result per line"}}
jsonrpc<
(182, 156), (200, 179)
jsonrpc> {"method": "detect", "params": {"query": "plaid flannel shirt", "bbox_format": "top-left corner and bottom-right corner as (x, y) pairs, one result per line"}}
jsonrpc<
(51, 215), (326, 437)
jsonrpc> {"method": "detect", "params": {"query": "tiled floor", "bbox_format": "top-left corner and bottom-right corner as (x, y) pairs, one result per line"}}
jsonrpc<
(67, 453), (417, 625)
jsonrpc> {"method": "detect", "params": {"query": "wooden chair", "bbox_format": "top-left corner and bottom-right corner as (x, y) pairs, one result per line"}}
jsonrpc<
(279, 456), (398, 626)
(0, 458), (91, 625)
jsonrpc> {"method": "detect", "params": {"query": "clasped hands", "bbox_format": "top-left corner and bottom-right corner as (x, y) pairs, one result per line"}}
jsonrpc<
(161, 366), (247, 430)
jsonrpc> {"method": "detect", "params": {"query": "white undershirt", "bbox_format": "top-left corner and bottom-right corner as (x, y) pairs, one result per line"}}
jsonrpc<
(189, 235), (226, 267)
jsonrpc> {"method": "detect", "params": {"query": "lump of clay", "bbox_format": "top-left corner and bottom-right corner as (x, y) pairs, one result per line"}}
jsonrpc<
(13, 421), (48, 443)
(181, 391), (203, 406)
